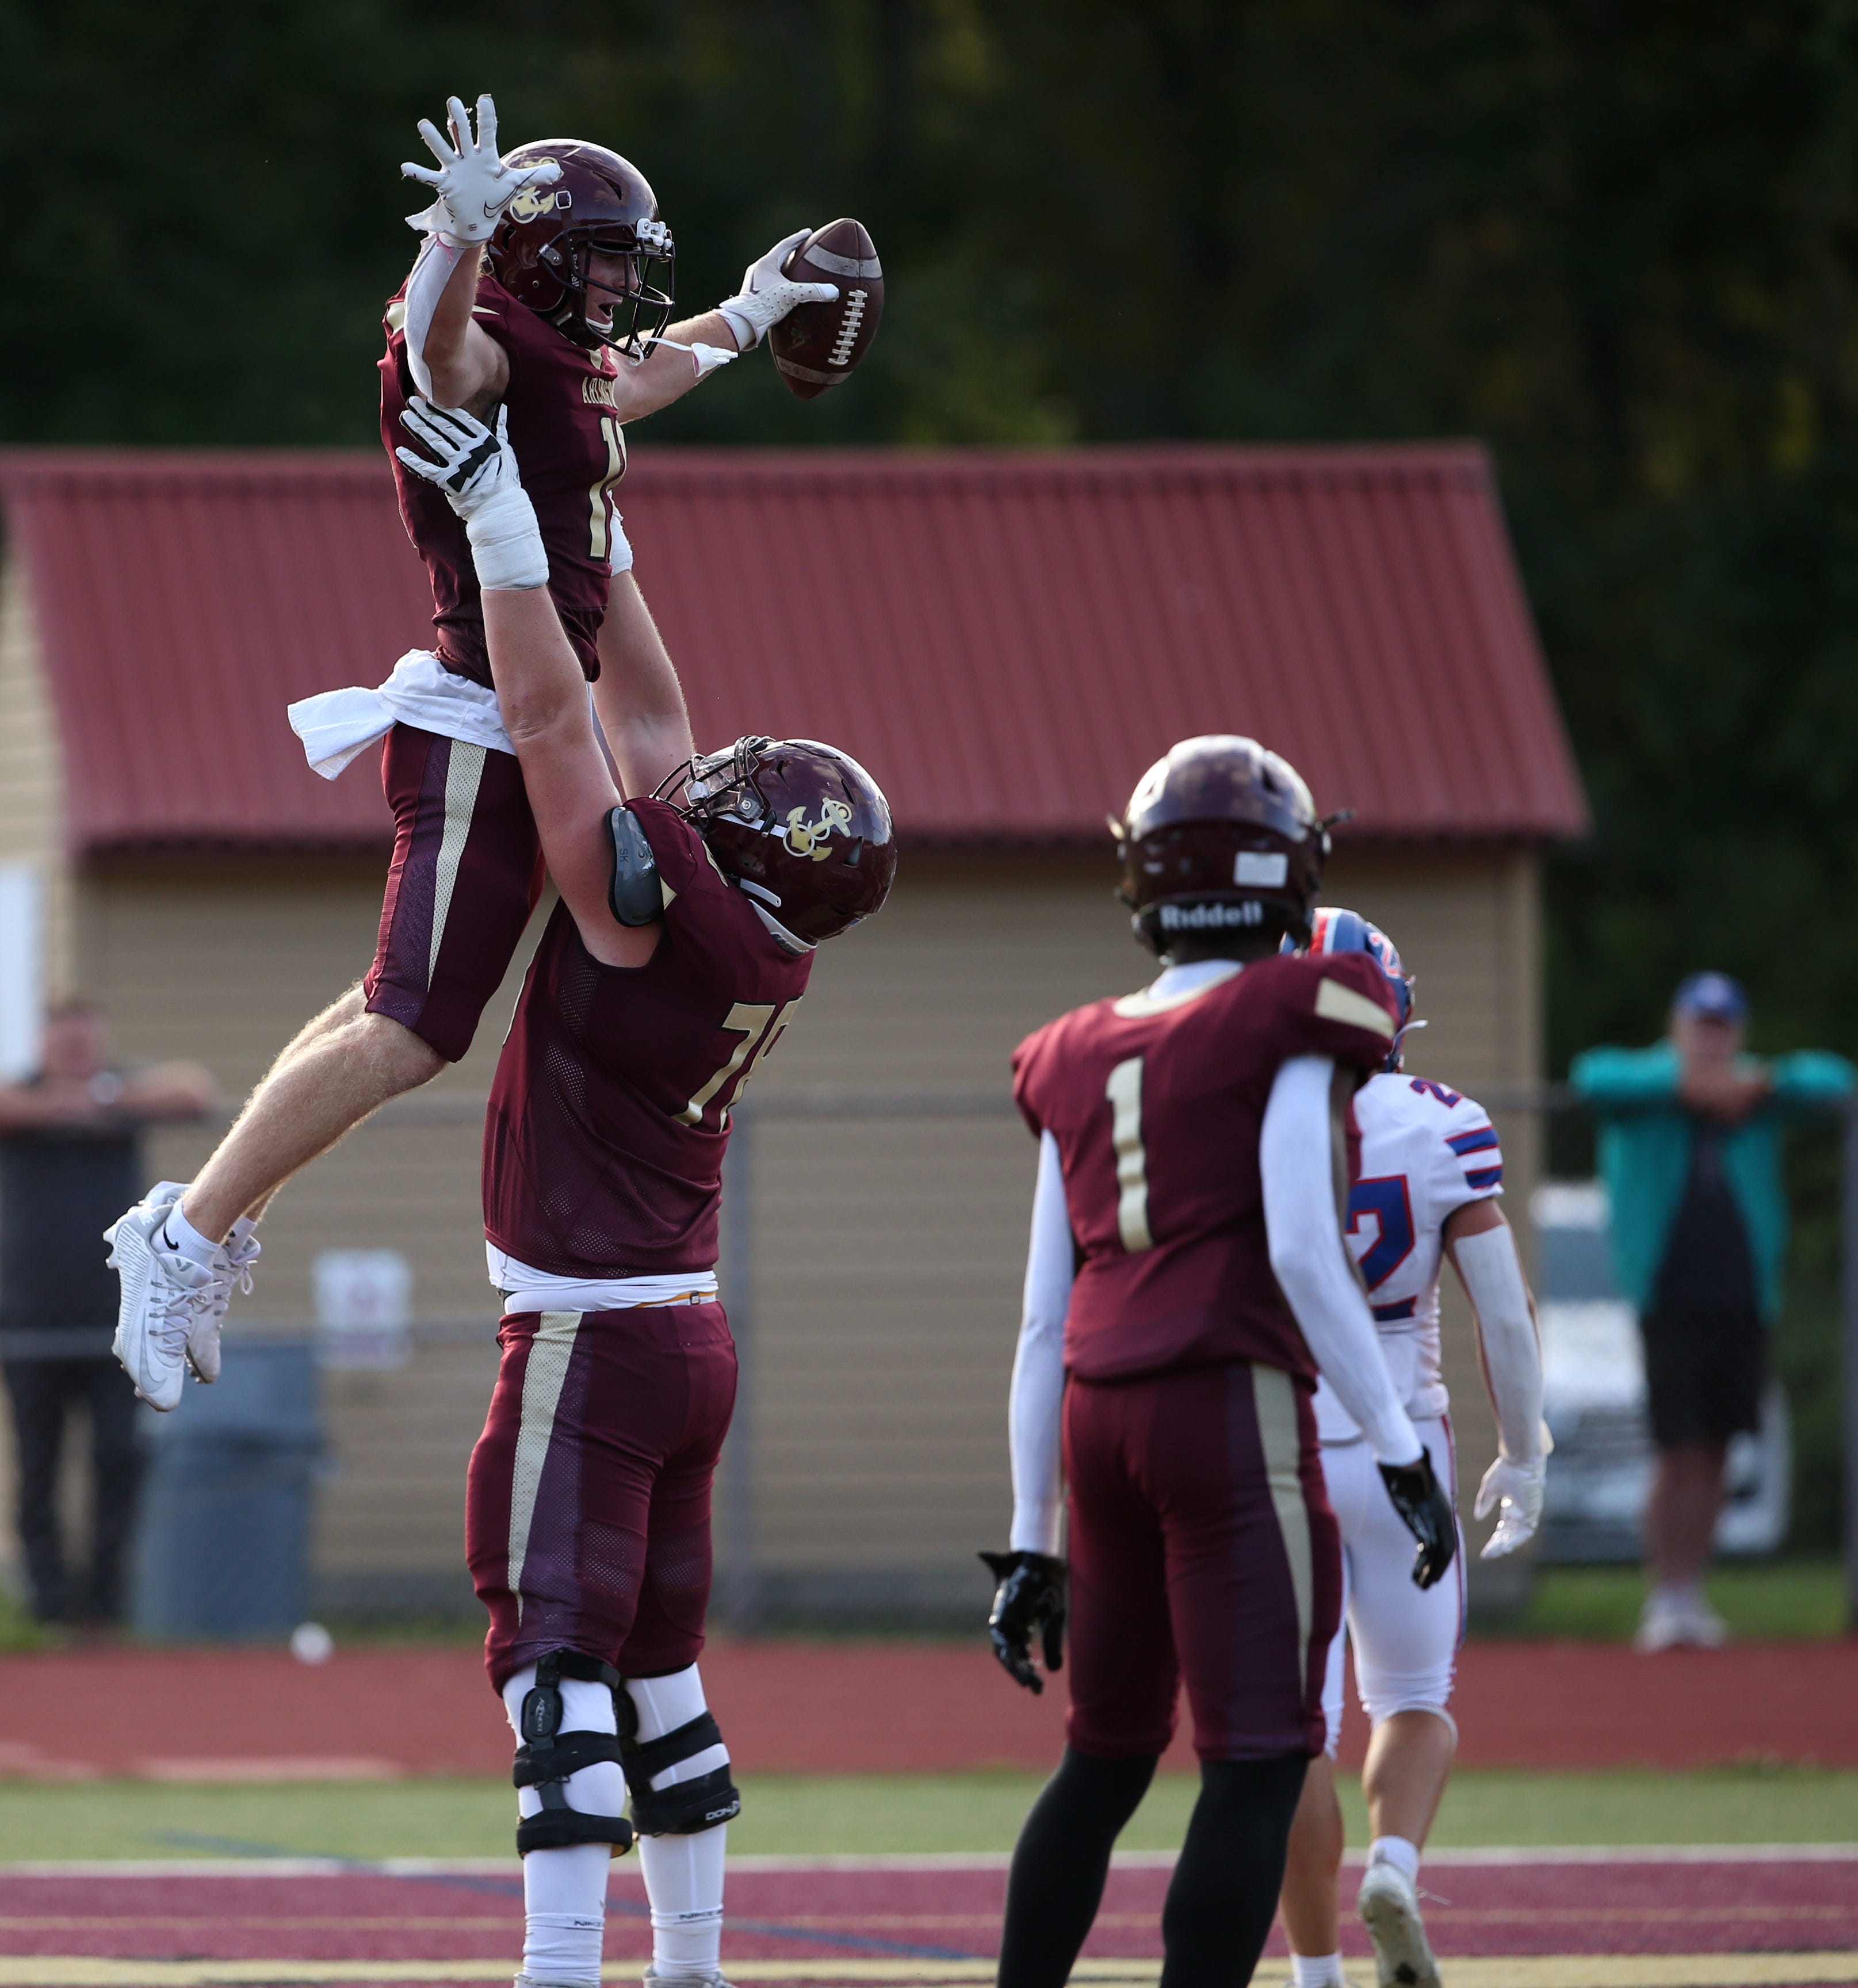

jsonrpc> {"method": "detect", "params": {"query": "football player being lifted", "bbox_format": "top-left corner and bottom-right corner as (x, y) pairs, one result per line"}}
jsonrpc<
(106, 94), (842, 1406)
(393, 394), (895, 1988)
(1277, 911), (1546, 1988)
(986, 739), (1457, 1988)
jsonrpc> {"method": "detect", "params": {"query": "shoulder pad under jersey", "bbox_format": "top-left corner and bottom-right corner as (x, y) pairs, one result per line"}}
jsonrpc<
(608, 806), (663, 927)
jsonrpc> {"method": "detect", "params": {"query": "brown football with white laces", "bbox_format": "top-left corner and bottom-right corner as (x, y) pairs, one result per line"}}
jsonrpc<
(769, 219), (884, 400)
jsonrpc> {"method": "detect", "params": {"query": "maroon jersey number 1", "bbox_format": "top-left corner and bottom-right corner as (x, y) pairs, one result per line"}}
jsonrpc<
(588, 415), (626, 567)
(1106, 1056), (1155, 1253)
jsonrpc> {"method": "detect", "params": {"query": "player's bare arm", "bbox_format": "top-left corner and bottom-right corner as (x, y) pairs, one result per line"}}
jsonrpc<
(594, 575), (695, 798)
(1442, 1196), (1549, 1557)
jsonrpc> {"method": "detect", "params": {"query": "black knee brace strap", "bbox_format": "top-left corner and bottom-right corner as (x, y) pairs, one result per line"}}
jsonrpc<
(513, 1650), (634, 1856)
(621, 1710), (741, 1836)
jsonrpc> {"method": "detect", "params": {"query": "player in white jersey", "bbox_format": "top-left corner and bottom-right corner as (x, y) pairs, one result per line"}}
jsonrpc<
(1276, 910), (1547, 1988)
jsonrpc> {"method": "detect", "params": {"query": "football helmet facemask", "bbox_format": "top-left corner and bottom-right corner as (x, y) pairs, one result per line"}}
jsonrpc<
(1113, 734), (1330, 955)
(487, 140), (675, 357)
(658, 736), (897, 947)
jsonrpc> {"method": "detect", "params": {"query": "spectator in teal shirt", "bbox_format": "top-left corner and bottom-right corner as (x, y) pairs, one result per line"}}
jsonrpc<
(1571, 973), (1852, 1653)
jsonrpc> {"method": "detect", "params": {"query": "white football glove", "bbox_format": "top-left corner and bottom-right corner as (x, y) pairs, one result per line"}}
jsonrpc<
(402, 94), (559, 244)
(1475, 1452), (1547, 1559)
(395, 399), (547, 591)
(716, 228), (840, 350)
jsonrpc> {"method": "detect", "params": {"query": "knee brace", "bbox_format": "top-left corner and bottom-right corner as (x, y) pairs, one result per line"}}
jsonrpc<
(621, 1710), (740, 1837)
(512, 1650), (635, 1857)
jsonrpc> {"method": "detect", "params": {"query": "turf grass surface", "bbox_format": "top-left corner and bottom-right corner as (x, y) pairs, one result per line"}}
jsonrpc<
(0, 1765), (1851, 1861)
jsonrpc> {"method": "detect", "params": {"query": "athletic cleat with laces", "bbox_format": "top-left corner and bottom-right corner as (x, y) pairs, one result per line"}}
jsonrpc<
(641, 1970), (739, 1987)
(187, 1215), (261, 1384)
(1358, 1859), (1442, 1988)
(105, 1194), (219, 1411)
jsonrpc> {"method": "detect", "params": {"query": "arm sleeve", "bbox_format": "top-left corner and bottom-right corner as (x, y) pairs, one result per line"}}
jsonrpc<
(1262, 1056), (1422, 1465)
(1452, 1221), (1544, 1461)
(1008, 1129), (1072, 1555)
(400, 236), (471, 399)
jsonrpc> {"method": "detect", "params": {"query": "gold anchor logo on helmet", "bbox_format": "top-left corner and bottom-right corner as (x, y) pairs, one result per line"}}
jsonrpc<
(781, 797), (855, 861)
(508, 172), (567, 224)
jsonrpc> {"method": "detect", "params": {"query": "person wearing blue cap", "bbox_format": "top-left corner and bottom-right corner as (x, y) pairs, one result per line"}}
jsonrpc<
(1572, 977), (1852, 1650)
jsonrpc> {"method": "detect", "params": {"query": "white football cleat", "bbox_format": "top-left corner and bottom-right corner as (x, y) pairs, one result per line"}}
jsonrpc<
(1635, 1588), (1727, 1653)
(641, 1970), (738, 1987)
(187, 1215), (261, 1385)
(105, 1194), (219, 1412)
(1358, 1858), (1442, 1988)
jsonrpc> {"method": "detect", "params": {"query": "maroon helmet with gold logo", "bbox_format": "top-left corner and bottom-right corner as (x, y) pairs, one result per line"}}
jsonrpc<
(660, 737), (897, 947)
(486, 140), (675, 355)
(1113, 734), (1331, 954)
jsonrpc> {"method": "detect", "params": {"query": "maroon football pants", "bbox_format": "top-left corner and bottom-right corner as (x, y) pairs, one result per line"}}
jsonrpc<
(1063, 1360), (1340, 1762)
(467, 1301), (737, 1692)
(362, 724), (544, 1064)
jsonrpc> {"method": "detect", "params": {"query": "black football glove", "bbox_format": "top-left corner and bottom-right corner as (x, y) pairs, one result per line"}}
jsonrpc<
(1378, 1451), (1458, 1591)
(979, 1550), (1066, 1693)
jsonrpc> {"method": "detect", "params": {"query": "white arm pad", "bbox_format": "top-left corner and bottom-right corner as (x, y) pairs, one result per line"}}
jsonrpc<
(401, 236), (468, 400)
(1008, 1130), (1072, 1554)
(1262, 1056), (1421, 1465)
(1453, 1221), (1544, 1461)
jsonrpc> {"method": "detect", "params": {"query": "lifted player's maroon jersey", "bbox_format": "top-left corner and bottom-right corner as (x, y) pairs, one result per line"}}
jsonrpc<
(484, 798), (812, 1278)
(380, 272), (629, 688)
(1012, 953), (1398, 1386)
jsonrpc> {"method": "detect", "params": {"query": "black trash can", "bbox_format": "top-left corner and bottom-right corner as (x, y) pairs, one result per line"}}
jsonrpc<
(131, 1340), (322, 1641)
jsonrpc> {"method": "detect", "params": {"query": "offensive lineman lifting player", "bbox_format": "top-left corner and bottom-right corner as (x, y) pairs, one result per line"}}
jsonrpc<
(983, 738), (1458, 1988)
(1277, 910), (1546, 1988)
(107, 93), (843, 1400)
(391, 392), (895, 1988)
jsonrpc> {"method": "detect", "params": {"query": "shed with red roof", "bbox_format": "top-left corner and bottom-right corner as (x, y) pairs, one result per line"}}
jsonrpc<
(0, 442), (1583, 1620)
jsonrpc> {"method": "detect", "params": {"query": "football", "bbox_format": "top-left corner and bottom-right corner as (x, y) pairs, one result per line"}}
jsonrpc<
(769, 219), (885, 400)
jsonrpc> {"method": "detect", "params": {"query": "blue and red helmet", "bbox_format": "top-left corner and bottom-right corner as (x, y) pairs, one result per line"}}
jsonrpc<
(1286, 906), (1416, 1071)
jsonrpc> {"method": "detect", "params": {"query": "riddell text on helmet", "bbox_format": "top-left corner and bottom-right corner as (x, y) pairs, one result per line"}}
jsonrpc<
(1159, 901), (1267, 930)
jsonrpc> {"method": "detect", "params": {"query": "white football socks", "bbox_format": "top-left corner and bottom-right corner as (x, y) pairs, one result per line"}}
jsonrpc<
(1367, 1833), (1421, 1884)
(162, 1203), (222, 1268)
(502, 1666), (625, 1988)
(626, 1665), (728, 1980)
(1291, 1953), (1346, 1988)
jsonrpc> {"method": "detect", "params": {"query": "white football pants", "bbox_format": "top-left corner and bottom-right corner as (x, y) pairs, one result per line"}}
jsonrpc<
(1318, 1415), (1465, 1756)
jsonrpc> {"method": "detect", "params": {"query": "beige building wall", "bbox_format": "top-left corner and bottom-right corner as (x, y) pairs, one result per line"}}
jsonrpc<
(0, 836), (1546, 1620)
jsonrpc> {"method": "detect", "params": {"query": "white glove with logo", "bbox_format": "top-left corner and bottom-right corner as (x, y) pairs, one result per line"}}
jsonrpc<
(716, 228), (840, 351)
(1475, 1452), (1547, 1559)
(395, 399), (547, 591)
(402, 94), (560, 245)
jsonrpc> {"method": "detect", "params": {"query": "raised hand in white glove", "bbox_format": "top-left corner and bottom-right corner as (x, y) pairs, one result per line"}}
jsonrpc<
(1475, 1452), (1547, 1559)
(402, 94), (559, 245)
(396, 398), (547, 591)
(716, 228), (840, 351)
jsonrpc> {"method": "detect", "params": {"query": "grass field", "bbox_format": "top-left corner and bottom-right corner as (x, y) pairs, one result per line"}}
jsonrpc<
(1503, 1561), (1849, 1642)
(0, 1765), (1851, 1862)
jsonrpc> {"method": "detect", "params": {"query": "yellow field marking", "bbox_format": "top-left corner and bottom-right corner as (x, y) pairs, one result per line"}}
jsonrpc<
(0, 1959), (1853, 1988)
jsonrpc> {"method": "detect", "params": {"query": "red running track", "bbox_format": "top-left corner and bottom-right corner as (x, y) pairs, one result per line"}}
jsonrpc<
(0, 1638), (1853, 1780)
(0, 1855), (1851, 1966)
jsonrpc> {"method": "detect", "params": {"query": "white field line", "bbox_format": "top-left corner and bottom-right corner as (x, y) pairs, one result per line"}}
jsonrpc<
(0, 1844), (1852, 1879)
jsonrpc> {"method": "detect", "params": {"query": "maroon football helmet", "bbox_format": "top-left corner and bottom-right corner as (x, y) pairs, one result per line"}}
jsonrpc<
(486, 140), (675, 355)
(660, 737), (897, 946)
(1113, 735), (1331, 954)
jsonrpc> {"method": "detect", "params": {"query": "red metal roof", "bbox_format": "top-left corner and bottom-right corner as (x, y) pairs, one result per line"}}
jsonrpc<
(0, 444), (1586, 853)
